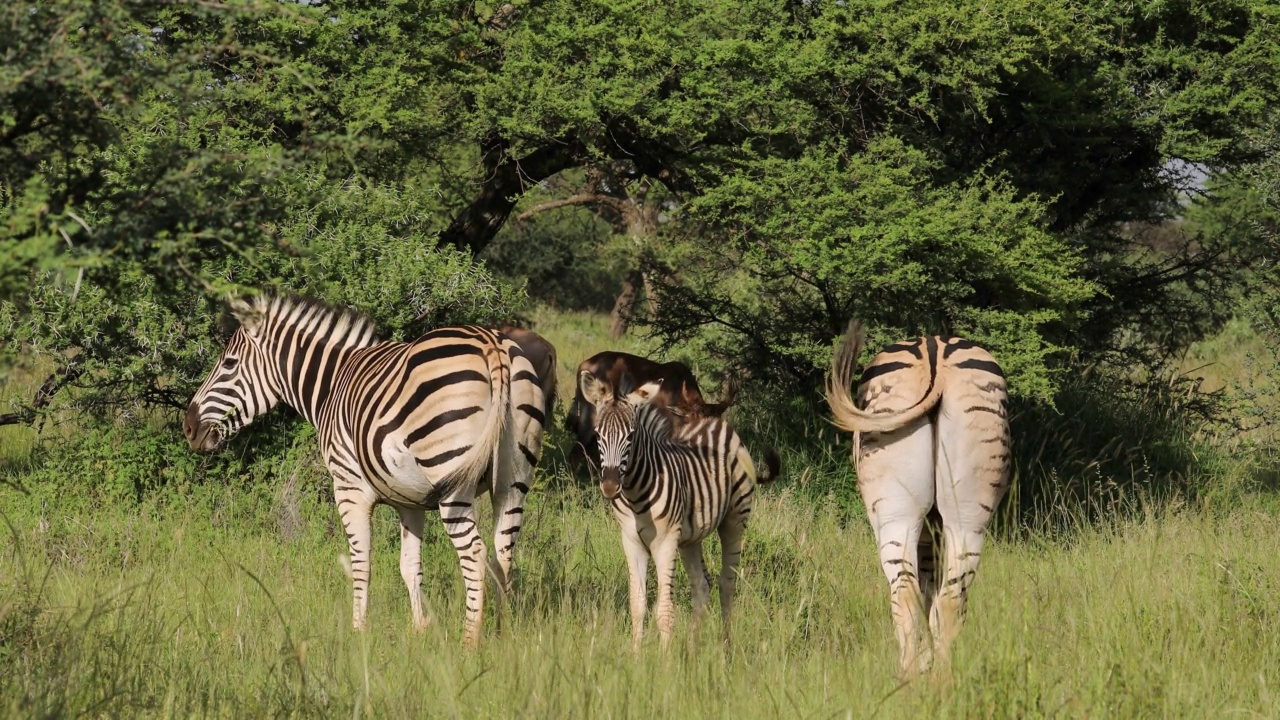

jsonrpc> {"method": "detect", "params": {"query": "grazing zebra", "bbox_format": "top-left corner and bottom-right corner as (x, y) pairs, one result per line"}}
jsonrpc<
(825, 321), (1010, 677)
(579, 371), (779, 650)
(182, 296), (547, 646)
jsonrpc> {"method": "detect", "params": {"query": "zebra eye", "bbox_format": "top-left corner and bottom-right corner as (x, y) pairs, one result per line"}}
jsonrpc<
(221, 356), (240, 370)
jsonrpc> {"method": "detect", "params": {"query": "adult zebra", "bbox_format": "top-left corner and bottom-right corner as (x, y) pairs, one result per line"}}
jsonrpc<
(825, 321), (1010, 677)
(182, 296), (547, 646)
(579, 371), (779, 650)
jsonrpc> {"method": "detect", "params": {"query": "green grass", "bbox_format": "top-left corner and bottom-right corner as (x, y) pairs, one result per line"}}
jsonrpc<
(4, 486), (1280, 718)
(2, 308), (1280, 717)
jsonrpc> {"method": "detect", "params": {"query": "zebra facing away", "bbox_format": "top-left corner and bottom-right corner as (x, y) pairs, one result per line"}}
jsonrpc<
(182, 296), (547, 647)
(825, 321), (1010, 678)
(580, 371), (780, 651)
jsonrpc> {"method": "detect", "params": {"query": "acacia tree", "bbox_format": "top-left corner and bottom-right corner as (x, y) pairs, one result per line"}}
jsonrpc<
(5, 0), (1278, 427)
(510, 161), (670, 337)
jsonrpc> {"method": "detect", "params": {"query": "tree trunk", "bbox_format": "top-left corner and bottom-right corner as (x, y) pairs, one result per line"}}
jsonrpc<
(609, 269), (644, 339)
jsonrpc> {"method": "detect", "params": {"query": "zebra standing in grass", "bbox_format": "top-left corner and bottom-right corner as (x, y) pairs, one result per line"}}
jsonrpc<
(183, 296), (547, 646)
(579, 371), (779, 650)
(825, 321), (1010, 677)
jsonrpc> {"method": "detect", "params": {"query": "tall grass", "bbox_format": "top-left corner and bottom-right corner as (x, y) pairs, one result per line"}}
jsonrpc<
(3, 484), (1280, 718)
(2, 307), (1279, 717)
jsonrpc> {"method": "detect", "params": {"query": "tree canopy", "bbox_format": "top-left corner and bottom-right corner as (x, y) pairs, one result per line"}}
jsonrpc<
(2, 0), (1278, 422)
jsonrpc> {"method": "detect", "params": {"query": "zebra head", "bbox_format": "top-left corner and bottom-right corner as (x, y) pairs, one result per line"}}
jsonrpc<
(579, 371), (663, 499)
(183, 298), (284, 452)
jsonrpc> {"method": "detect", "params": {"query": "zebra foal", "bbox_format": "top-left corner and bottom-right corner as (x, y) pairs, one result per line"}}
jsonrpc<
(825, 321), (1010, 677)
(183, 296), (547, 646)
(580, 371), (779, 650)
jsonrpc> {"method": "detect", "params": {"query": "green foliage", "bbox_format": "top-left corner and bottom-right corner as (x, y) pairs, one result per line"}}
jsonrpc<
(0, 0), (339, 307)
(646, 141), (1096, 398)
(1, 176), (526, 420)
(483, 208), (630, 312)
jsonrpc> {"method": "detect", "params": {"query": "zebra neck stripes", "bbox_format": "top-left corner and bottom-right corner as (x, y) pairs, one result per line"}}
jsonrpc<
(254, 299), (381, 426)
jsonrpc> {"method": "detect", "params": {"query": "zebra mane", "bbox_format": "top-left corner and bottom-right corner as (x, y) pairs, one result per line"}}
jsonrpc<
(634, 399), (679, 442)
(236, 294), (382, 342)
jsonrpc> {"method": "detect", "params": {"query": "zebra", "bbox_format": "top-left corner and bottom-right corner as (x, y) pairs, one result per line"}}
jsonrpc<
(579, 370), (779, 651)
(825, 320), (1011, 677)
(182, 296), (547, 647)
(568, 351), (737, 470)
(499, 325), (559, 419)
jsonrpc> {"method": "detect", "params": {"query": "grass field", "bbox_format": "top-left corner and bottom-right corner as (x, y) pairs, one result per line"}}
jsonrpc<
(3, 309), (1280, 718)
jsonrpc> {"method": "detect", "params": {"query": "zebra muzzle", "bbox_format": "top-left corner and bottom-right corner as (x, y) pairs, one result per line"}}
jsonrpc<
(183, 412), (224, 453)
(599, 468), (622, 500)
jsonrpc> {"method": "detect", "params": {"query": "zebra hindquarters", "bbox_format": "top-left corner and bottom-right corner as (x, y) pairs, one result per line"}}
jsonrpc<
(856, 416), (937, 678)
(929, 372), (1011, 670)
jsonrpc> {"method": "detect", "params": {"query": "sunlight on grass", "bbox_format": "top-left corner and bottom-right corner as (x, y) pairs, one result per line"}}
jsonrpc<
(2, 307), (1279, 717)
(3, 489), (1279, 718)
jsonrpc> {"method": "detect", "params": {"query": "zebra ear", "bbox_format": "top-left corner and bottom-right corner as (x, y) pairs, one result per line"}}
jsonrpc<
(632, 381), (662, 402)
(579, 371), (611, 405)
(229, 297), (264, 329)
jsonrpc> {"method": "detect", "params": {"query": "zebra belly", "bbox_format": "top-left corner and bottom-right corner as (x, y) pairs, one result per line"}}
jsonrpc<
(363, 409), (493, 507)
(680, 506), (726, 546)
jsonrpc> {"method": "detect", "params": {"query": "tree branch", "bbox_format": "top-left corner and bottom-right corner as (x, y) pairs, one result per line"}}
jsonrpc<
(437, 137), (586, 255)
(513, 192), (633, 223)
(0, 363), (84, 427)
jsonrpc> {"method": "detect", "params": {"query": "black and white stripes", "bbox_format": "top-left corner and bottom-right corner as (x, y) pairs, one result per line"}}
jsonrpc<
(826, 320), (1010, 677)
(184, 296), (548, 646)
(580, 371), (779, 650)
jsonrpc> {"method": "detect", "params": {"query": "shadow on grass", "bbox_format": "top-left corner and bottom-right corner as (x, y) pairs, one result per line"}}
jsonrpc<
(996, 374), (1276, 537)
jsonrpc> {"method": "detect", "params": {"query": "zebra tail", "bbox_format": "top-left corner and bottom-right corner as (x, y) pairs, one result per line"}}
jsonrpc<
(446, 339), (513, 490)
(757, 447), (781, 485)
(825, 319), (943, 434)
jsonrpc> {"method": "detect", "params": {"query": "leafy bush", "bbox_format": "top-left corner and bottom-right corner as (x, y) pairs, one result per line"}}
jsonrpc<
(1, 179), (527, 498)
(644, 141), (1096, 400)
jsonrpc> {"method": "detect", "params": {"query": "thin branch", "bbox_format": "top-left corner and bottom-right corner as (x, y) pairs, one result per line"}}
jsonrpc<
(0, 364), (84, 427)
(513, 193), (633, 223)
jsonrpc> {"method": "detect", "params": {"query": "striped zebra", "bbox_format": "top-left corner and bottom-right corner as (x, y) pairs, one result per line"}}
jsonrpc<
(579, 371), (779, 650)
(825, 321), (1010, 677)
(182, 296), (547, 646)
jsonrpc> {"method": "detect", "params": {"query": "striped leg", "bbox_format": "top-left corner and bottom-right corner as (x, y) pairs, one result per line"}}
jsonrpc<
(680, 543), (712, 635)
(333, 473), (377, 631)
(930, 400), (1009, 669)
(396, 506), (430, 631)
(858, 419), (937, 678)
(440, 492), (487, 647)
(717, 522), (746, 647)
(493, 355), (543, 597)
(621, 528), (650, 653)
(490, 441), (530, 597)
(652, 535), (681, 650)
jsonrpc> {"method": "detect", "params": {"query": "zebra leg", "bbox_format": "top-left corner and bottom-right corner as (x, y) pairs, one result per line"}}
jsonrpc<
(679, 543), (712, 634)
(620, 527), (650, 653)
(858, 420), (937, 678)
(440, 491), (487, 648)
(334, 481), (377, 631)
(929, 397), (1009, 670)
(651, 536), (681, 651)
(717, 522), (746, 648)
(489, 439), (528, 598)
(395, 505), (430, 632)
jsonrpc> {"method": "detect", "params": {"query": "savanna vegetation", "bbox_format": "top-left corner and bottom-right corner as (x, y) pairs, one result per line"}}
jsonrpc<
(3, 0), (1280, 716)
